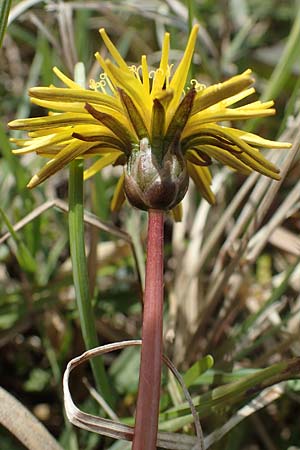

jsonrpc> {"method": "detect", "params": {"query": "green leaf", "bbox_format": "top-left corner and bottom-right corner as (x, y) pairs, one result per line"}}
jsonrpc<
(0, 123), (29, 192)
(0, 0), (12, 48)
(109, 346), (140, 394)
(183, 354), (214, 388)
(0, 207), (37, 273)
(24, 368), (51, 392)
(68, 62), (113, 404)
(158, 358), (300, 431)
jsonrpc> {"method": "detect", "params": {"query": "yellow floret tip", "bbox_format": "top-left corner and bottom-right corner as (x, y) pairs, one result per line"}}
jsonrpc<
(9, 24), (291, 216)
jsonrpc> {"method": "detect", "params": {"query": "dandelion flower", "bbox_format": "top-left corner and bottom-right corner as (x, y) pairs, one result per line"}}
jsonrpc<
(9, 25), (291, 217)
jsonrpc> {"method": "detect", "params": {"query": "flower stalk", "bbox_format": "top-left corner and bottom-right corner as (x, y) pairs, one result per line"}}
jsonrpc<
(132, 209), (164, 450)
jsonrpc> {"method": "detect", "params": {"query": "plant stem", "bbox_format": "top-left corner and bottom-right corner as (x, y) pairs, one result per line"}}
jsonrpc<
(68, 159), (112, 404)
(132, 209), (164, 450)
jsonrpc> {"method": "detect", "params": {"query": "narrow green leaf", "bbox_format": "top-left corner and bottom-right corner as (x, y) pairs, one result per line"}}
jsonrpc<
(0, 0), (12, 48)
(0, 123), (29, 191)
(68, 62), (113, 405)
(247, 5), (300, 132)
(261, 6), (300, 103)
(235, 259), (300, 340)
(183, 355), (214, 388)
(159, 357), (300, 428)
(0, 207), (37, 273)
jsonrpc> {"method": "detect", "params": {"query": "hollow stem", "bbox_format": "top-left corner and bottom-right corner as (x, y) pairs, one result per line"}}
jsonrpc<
(132, 209), (164, 450)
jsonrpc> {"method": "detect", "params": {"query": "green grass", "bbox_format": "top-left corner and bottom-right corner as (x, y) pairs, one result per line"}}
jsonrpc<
(1, 1), (300, 449)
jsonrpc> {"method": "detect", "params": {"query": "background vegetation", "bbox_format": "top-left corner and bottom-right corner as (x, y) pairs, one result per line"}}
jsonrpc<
(1, 0), (300, 449)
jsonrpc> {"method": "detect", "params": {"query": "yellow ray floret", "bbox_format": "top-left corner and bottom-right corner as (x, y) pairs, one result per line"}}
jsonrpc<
(8, 24), (291, 216)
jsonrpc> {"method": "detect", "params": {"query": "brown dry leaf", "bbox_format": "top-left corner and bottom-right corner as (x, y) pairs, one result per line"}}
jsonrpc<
(0, 387), (63, 450)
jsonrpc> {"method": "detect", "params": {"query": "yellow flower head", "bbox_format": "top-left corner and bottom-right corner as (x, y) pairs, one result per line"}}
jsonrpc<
(9, 25), (290, 217)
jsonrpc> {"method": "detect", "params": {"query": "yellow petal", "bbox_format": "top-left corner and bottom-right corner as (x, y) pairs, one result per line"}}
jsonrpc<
(29, 87), (123, 114)
(111, 172), (126, 211)
(53, 67), (82, 89)
(12, 130), (73, 154)
(73, 124), (116, 135)
(185, 107), (275, 132)
(27, 140), (93, 188)
(192, 70), (254, 114)
(186, 148), (212, 166)
(83, 153), (121, 180)
(151, 32), (170, 96)
(167, 24), (199, 121)
(105, 61), (152, 124)
(84, 146), (122, 156)
(99, 28), (131, 72)
(185, 124), (280, 174)
(94, 51), (118, 92)
(28, 126), (71, 137)
(187, 161), (215, 204)
(171, 203), (183, 222)
(84, 103), (135, 149)
(235, 100), (274, 111)
(192, 145), (252, 175)
(235, 151), (280, 179)
(223, 87), (255, 107)
(9, 112), (97, 131)
(30, 98), (87, 113)
(224, 128), (292, 149)
(141, 55), (150, 94)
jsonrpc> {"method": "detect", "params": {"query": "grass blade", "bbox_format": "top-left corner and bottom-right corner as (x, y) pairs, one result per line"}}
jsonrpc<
(0, 0), (12, 47)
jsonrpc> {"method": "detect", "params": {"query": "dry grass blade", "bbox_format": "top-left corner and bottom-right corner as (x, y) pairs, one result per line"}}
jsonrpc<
(63, 340), (203, 449)
(56, 2), (77, 74)
(164, 0), (218, 58)
(28, 12), (61, 53)
(0, 198), (144, 291)
(82, 377), (119, 422)
(247, 178), (300, 261)
(190, 124), (300, 354)
(171, 171), (227, 363)
(163, 357), (204, 450)
(245, 126), (300, 243)
(212, 120), (300, 281)
(211, 171), (271, 281)
(0, 386), (63, 450)
(268, 226), (300, 256)
(7, 0), (42, 26)
(0, 199), (130, 244)
(170, 117), (300, 363)
(188, 239), (248, 357)
(197, 172), (258, 270)
(202, 384), (284, 449)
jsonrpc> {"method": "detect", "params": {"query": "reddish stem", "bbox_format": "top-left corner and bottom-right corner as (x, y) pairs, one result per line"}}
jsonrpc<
(132, 209), (164, 450)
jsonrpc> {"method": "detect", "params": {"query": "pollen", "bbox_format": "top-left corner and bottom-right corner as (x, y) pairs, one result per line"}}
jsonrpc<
(190, 79), (206, 92)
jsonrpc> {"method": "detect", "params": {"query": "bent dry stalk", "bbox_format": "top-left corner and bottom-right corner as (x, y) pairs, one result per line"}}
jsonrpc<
(132, 209), (164, 450)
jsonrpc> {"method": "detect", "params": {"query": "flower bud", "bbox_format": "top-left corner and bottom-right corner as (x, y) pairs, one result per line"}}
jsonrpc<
(124, 137), (189, 210)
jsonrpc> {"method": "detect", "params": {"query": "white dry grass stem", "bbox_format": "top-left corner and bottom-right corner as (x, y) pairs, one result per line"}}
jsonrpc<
(63, 340), (204, 449)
